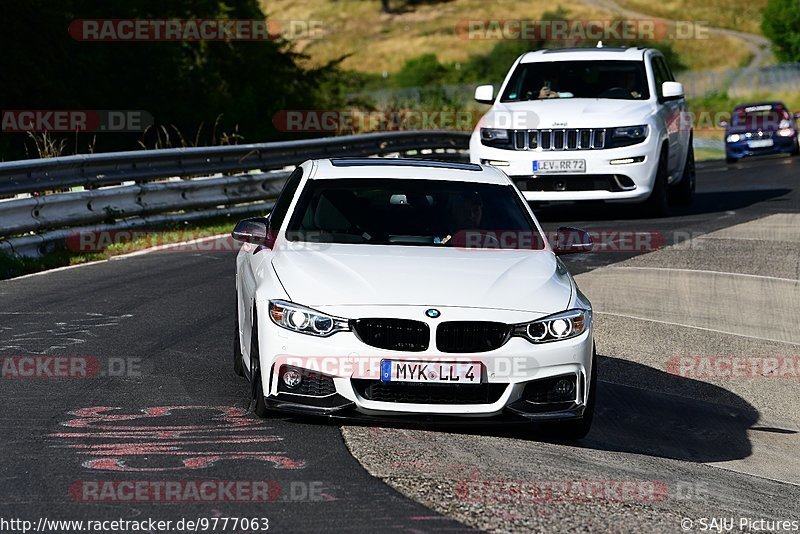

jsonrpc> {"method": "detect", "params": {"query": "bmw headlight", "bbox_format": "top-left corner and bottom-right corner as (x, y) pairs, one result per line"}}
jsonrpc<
(726, 133), (741, 143)
(512, 309), (590, 344)
(480, 128), (512, 148)
(268, 300), (350, 337)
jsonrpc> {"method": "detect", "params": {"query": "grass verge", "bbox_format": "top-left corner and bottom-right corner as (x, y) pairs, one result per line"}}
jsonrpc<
(0, 217), (240, 281)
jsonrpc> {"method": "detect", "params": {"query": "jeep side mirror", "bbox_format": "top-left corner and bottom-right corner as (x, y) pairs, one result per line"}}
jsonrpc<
(661, 81), (684, 101)
(474, 85), (495, 105)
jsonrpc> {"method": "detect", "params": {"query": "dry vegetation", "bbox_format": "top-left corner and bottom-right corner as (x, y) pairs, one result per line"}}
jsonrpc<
(264, 0), (754, 73)
(614, 0), (768, 36)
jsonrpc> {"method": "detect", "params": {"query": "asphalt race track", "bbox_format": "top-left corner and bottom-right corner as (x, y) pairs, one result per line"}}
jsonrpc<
(0, 155), (798, 533)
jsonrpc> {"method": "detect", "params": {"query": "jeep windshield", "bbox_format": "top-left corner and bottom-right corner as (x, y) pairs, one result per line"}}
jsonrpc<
(501, 60), (650, 102)
(285, 178), (546, 249)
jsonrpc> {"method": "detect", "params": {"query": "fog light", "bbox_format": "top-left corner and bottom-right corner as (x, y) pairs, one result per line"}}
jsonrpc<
(552, 378), (575, 399)
(282, 369), (302, 389)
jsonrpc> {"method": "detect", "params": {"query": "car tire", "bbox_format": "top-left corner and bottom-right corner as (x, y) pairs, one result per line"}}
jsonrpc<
(669, 145), (695, 205)
(233, 305), (244, 377)
(249, 309), (269, 418)
(725, 156), (738, 164)
(792, 136), (800, 156)
(640, 147), (669, 217)
(540, 347), (597, 441)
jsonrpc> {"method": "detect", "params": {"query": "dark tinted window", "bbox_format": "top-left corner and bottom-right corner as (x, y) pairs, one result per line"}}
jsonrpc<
(269, 167), (304, 232)
(501, 60), (649, 101)
(652, 57), (670, 99)
(286, 178), (545, 249)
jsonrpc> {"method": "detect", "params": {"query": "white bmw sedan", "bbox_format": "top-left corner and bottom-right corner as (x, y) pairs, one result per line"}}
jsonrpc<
(232, 158), (596, 439)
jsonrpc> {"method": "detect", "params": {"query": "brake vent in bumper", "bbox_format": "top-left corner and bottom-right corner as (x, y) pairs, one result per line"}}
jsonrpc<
(353, 380), (506, 405)
(277, 366), (336, 396)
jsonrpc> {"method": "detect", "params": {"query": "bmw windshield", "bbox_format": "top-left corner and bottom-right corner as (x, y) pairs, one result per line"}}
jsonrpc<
(285, 178), (546, 249)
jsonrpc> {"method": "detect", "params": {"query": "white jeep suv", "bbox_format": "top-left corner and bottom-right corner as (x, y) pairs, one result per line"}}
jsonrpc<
(470, 46), (695, 213)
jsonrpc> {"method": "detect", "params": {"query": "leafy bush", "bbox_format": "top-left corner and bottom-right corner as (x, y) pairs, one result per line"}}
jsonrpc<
(762, 0), (800, 62)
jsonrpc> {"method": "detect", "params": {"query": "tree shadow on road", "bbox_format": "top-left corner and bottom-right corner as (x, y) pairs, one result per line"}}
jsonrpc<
(311, 352), (765, 464)
(532, 188), (791, 223)
(567, 354), (760, 463)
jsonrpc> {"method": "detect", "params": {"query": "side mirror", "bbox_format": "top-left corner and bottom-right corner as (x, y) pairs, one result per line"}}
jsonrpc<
(232, 217), (272, 247)
(474, 84), (495, 105)
(552, 227), (593, 255)
(718, 120), (729, 128)
(661, 81), (684, 101)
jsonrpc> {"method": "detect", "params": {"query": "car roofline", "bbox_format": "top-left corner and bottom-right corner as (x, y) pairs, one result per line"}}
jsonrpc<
(328, 158), (482, 171)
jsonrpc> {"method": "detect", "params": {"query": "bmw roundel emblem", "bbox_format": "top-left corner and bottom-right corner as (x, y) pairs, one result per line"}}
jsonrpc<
(425, 309), (441, 319)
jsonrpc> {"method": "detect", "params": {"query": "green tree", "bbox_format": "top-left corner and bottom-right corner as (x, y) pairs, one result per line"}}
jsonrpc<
(0, 0), (336, 159)
(762, 0), (800, 62)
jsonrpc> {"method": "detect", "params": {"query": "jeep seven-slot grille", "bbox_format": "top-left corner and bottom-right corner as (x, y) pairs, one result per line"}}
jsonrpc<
(351, 319), (429, 351)
(511, 128), (606, 150)
(436, 321), (511, 353)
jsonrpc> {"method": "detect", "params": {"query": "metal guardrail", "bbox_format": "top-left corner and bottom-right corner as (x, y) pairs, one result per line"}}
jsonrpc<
(678, 62), (800, 98)
(0, 131), (469, 196)
(0, 131), (471, 257)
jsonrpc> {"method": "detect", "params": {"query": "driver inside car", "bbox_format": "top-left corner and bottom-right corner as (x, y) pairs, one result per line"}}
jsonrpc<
(438, 191), (484, 246)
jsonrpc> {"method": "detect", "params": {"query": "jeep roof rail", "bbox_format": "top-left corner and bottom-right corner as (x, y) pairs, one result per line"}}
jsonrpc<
(542, 47), (631, 53)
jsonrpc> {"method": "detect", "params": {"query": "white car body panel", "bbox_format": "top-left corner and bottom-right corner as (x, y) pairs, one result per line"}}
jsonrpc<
(272, 243), (572, 311)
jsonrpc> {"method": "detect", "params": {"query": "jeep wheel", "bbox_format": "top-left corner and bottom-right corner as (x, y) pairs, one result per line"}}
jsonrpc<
(670, 145), (695, 205)
(640, 147), (669, 217)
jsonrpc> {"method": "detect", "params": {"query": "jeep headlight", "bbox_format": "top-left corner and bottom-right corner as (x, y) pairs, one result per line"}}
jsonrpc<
(726, 133), (742, 143)
(512, 309), (590, 343)
(609, 125), (648, 147)
(480, 128), (512, 148)
(268, 300), (350, 337)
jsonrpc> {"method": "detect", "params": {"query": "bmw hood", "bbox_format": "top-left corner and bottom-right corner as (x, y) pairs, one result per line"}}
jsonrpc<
(271, 244), (573, 313)
(480, 99), (655, 130)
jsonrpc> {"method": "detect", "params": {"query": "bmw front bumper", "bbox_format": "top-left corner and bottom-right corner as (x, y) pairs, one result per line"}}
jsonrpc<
(254, 304), (594, 423)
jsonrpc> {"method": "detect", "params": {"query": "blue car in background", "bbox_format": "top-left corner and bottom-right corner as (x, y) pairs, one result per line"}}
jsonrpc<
(721, 102), (800, 164)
